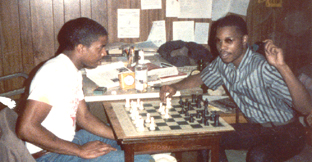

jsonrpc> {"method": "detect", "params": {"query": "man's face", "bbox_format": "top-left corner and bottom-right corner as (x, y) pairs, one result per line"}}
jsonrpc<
(215, 26), (247, 67)
(82, 35), (108, 69)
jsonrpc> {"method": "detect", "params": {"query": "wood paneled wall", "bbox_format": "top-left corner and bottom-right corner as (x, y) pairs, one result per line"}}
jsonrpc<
(0, 0), (211, 96)
(1, 0), (311, 97)
(247, 0), (312, 72)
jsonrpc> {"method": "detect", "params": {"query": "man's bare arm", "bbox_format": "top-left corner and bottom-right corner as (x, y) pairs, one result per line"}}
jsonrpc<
(16, 100), (115, 159)
(76, 100), (115, 140)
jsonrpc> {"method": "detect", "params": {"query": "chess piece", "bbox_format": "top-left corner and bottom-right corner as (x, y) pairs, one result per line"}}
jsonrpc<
(158, 103), (163, 112)
(192, 94), (196, 103)
(189, 115), (195, 123)
(149, 117), (156, 131)
(204, 118), (210, 126)
(139, 101), (144, 110)
(166, 97), (172, 109)
(161, 106), (166, 115)
(145, 113), (151, 123)
(164, 108), (170, 119)
(137, 117), (145, 131)
(214, 113), (220, 126)
(179, 96), (183, 106)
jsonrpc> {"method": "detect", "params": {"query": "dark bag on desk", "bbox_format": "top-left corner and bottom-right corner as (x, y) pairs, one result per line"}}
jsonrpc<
(157, 40), (214, 67)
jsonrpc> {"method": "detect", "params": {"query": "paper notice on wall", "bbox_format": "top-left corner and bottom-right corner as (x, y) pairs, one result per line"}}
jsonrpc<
(211, 0), (250, 21)
(195, 23), (209, 44)
(172, 21), (194, 42)
(166, 0), (180, 17)
(229, 0), (250, 16)
(211, 0), (231, 21)
(178, 0), (212, 19)
(147, 20), (166, 47)
(117, 9), (140, 38)
(141, 0), (162, 10)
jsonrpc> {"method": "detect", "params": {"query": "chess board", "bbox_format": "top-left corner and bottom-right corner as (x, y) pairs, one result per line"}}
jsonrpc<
(110, 98), (234, 137)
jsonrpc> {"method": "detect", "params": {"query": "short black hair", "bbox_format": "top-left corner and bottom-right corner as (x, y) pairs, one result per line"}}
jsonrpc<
(216, 15), (248, 35)
(57, 17), (108, 52)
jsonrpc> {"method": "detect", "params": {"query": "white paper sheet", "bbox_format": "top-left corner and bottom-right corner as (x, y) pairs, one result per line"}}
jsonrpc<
(211, 0), (250, 21)
(85, 62), (131, 88)
(118, 9), (140, 38)
(178, 0), (212, 19)
(195, 23), (209, 44)
(166, 0), (180, 17)
(147, 20), (167, 47)
(141, 0), (162, 10)
(229, 0), (250, 16)
(172, 21), (194, 42)
(211, 0), (231, 21)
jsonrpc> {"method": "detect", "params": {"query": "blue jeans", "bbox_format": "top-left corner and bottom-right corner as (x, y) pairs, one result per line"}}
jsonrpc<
(36, 130), (154, 162)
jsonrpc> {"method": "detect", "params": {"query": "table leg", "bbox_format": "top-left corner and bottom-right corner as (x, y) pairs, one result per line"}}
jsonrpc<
(175, 152), (183, 162)
(210, 141), (219, 162)
(124, 145), (134, 162)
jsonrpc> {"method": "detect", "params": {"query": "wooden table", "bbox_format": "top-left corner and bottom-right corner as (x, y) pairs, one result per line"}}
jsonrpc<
(103, 99), (234, 162)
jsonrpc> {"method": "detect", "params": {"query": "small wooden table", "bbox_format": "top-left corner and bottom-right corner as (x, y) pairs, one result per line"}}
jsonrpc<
(103, 99), (234, 162)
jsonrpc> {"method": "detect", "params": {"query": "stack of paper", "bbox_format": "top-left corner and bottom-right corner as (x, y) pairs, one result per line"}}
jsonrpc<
(85, 62), (131, 88)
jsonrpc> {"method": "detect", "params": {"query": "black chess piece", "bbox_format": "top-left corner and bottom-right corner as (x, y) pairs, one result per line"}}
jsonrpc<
(189, 115), (195, 123)
(196, 99), (201, 108)
(185, 110), (190, 116)
(179, 96), (183, 106)
(197, 94), (203, 102)
(188, 102), (192, 111)
(204, 118), (210, 126)
(210, 111), (216, 121)
(196, 110), (201, 118)
(204, 98), (209, 108)
(214, 113), (220, 126)
(192, 94), (196, 103)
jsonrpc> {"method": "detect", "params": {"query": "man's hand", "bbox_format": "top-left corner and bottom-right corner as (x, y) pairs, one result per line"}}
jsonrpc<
(78, 141), (117, 159)
(306, 112), (312, 127)
(264, 39), (286, 68)
(160, 85), (177, 103)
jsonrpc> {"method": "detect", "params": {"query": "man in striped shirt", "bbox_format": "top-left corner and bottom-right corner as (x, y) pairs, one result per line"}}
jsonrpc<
(160, 15), (311, 161)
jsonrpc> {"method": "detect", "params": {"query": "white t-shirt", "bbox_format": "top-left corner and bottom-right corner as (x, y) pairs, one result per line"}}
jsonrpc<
(26, 54), (84, 154)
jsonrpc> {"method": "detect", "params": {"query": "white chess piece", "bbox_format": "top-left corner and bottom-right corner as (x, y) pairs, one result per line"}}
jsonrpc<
(164, 108), (170, 119)
(158, 103), (163, 112)
(160, 105), (166, 115)
(139, 101), (144, 110)
(149, 117), (156, 131)
(145, 113), (151, 123)
(166, 97), (172, 109)
(137, 98), (140, 108)
(137, 118), (145, 132)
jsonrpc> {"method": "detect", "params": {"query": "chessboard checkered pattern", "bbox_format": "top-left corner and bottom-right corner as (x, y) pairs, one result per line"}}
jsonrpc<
(111, 99), (234, 137)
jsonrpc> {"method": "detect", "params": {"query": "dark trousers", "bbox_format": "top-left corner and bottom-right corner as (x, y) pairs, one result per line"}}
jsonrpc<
(219, 120), (306, 162)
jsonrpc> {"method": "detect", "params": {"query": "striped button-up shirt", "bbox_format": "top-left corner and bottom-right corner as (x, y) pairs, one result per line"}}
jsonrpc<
(201, 48), (294, 124)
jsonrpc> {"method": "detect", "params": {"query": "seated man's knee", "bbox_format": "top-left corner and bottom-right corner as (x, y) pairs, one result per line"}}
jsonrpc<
(246, 147), (279, 162)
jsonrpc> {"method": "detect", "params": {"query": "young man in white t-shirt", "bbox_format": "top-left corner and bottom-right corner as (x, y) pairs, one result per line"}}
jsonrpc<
(16, 17), (154, 162)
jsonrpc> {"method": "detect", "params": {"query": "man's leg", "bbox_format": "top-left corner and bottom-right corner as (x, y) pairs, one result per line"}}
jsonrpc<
(246, 121), (306, 162)
(36, 129), (154, 162)
(219, 123), (266, 162)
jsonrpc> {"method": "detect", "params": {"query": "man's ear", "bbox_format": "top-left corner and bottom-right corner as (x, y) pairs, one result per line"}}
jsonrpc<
(76, 44), (85, 54)
(243, 35), (248, 46)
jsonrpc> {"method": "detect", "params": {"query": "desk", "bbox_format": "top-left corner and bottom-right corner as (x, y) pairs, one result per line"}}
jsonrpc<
(83, 75), (203, 102)
(103, 99), (234, 162)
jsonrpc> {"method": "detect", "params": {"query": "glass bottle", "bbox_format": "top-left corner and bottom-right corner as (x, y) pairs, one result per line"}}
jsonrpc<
(135, 50), (148, 92)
